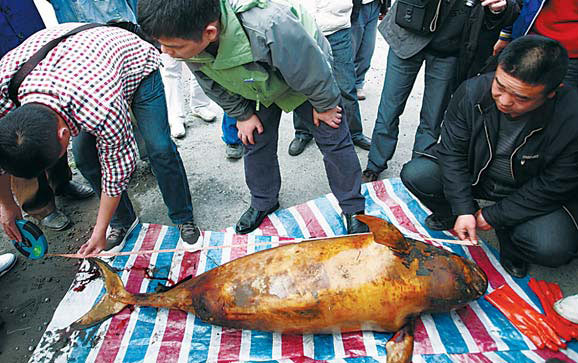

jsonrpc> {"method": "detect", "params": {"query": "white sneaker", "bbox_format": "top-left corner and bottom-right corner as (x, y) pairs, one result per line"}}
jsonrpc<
(0, 253), (16, 278)
(356, 88), (366, 101)
(170, 120), (186, 139)
(191, 107), (216, 123)
(554, 294), (578, 324)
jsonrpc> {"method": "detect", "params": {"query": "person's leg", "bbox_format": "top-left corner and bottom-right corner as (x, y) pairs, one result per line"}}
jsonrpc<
(400, 157), (453, 215)
(131, 69), (194, 225)
(351, 0), (381, 92)
(414, 53), (458, 156)
(188, 67), (216, 122)
(159, 54), (187, 138)
(289, 112), (314, 156)
(563, 58), (578, 90)
(47, 153), (94, 199)
(294, 101), (365, 216)
(366, 49), (424, 174)
(71, 131), (136, 229)
(221, 113), (243, 160)
(326, 29), (366, 143)
(243, 104), (283, 211)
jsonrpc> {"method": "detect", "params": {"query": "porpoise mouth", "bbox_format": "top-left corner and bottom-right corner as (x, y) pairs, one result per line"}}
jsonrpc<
(467, 261), (489, 298)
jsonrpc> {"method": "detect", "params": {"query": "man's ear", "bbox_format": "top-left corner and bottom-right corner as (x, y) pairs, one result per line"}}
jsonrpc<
(56, 126), (70, 156)
(205, 20), (220, 42)
(547, 83), (563, 99)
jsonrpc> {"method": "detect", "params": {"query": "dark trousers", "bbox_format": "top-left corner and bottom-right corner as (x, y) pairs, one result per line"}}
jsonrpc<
(400, 156), (578, 267)
(11, 155), (72, 219)
(293, 28), (364, 140)
(245, 101), (365, 214)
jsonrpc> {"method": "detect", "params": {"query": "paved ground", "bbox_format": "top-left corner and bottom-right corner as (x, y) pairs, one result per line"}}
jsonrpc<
(1, 32), (576, 362)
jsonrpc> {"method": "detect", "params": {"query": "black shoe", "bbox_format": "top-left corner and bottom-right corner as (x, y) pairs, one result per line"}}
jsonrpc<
(500, 255), (528, 278)
(352, 135), (371, 150)
(361, 169), (379, 183)
(425, 214), (457, 231)
(179, 221), (201, 245)
(235, 203), (280, 234)
(105, 217), (139, 252)
(56, 181), (94, 200)
(344, 211), (370, 234)
(288, 137), (312, 156)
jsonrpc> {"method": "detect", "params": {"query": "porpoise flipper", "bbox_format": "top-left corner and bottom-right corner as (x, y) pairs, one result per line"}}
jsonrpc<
(385, 321), (415, 363)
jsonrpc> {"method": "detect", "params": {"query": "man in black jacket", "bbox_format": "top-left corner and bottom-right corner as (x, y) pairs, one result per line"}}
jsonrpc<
(401, 36), (578, 278)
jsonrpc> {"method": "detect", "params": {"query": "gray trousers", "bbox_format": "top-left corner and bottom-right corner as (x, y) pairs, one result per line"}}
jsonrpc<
(244, 101), (365, 214)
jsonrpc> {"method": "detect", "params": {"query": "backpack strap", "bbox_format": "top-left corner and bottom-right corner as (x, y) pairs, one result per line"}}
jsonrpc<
(8, 23), (104, 107)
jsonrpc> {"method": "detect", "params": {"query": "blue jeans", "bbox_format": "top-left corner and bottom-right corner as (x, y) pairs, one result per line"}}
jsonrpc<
(351, 0), (380, 90)
(221, 113), (241, 145)
(50, 0), (136, 23)
(72, 70), (194, 228)
(293, 28), (364, 139)
(401, 157), (578, 267)
(367, 48), (457, 173)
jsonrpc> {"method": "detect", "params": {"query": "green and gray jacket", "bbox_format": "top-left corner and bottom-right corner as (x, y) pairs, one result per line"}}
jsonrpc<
(183, 0), (340, 121)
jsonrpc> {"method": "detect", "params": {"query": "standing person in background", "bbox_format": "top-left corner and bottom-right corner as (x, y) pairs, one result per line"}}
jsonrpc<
(350, 0), (390, 101)
(222, 113), (243, 160)
(493, 0), (578, 89)
(288, 0), (372, 157)
(0, 0), (94, 232)
(361, 0), (520, 183)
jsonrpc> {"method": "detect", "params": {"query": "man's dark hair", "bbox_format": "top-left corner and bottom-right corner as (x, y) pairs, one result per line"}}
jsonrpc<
(0, 104), (61, 179)
(498, 35), (569, 93)
(138, 0), (221, 41)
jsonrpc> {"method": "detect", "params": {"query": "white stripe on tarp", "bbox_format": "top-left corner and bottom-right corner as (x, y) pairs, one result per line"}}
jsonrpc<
(268, 212), (289, 237)
(302, 334), (315, 359)
(468, 300), (511, 351)
(308, 199), (336, 237)
(272, 332), (282, 360)
(421, 314), (445, 355)
(362, 330), (379, 358)
(287, 206), (312, 239)
(239, 329), (252, 360)
(333, 332), (346, 358)
(450, 310), (480, 353)
(206, 325), (223, 363)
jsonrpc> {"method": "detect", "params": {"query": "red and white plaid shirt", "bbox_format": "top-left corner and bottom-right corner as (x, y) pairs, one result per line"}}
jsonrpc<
(0, 23), (160, 197)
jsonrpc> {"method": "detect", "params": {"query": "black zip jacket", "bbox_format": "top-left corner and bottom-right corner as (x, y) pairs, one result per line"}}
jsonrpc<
(432, 72), (578, 229)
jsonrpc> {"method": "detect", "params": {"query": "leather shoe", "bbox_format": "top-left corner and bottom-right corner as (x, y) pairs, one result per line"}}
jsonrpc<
(361, 169), (379, 183)
(500, 255), (528, 278)
(56, 181), (94, 200)
(344, 212), (369, 234)
(352, 135), (371, 150)
(235, 203), (280, 234)
(288, 137), (312, 156)
(425, 214), (456, 231)
(40, 209), (71, 231)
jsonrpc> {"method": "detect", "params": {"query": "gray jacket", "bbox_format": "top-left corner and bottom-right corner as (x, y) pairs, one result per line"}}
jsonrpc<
(187, 1), (340, 121)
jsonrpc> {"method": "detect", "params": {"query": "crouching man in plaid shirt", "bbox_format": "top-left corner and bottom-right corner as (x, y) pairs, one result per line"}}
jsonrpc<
(0, 24), (200, 256)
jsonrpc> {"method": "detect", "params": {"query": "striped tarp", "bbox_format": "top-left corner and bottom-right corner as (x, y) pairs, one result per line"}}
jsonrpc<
(30, 179), (578, 362)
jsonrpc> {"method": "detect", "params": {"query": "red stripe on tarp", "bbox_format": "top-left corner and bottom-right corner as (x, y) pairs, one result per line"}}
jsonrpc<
(156, 246), (202, 361)
(230, 234), (248, 261)
(456, 305), (498, 352)
(466, 245), (506, 290)
(534, 348), (572, 361)
(282, 334), (305, 359)
(217, 327), (243, 361)
(257, 216), (279, 236)
(340, 331), (367, 358)
(95, 224), (162, 362)
(294, 204), (327, 238)
(372, 182), (420, 234)
(450, 352), (495, 363)
(413, 317), (435, 355)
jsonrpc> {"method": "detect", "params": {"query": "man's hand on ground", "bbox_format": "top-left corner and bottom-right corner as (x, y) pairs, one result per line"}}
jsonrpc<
(313, 106), (342, 128)
(78, 232), (106, 257)
(237, 114), (264, 145)
(475, 209), (493, 231)
(454, 214), (478, 243)
(0, 203), (23, 242)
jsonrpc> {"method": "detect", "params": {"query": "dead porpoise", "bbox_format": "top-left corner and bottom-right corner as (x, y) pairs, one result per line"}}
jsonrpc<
(72, 215), (488, 363)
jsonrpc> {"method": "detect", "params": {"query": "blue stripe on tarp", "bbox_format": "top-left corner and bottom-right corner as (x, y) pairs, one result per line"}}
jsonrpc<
(313, 333), (336, 360)
(312, 197), (344, 236)
(66, 223), (144, 362)
(421, 353), (455, 363)
(254, 235), (274, 252)
(344, 356), (380, 363)
(372, 331), (391, 357)
(430, 312), (468, 354)
(275, 209), (305, 239)
(188, 232), (225, 362)
(249, 330), (273, 360)
(123, 226), (178, 362)
(476, 298), (530, 351)
(493, 349), (536, 363)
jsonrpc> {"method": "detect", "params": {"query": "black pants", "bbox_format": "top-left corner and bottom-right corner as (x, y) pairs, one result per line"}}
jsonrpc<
(400, 156), (578, 267)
